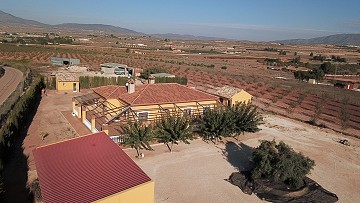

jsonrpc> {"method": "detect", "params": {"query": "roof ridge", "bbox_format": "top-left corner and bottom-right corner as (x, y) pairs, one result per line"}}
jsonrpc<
(130, 84), (150, 104)
(34, 132), (106, 150)
(107, 86), (120, 99)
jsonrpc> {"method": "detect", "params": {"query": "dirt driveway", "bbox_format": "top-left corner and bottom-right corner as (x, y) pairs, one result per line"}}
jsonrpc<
(127, 115), (360, 203)
(0, 66), (23, 104)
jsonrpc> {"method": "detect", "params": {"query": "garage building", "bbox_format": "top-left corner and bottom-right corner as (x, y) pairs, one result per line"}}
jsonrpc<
(51, 57), (80, 66)
(101, 63), (128, 75)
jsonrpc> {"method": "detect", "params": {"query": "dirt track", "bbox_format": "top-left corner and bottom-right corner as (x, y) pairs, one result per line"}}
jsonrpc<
(0, 66), (23, 104)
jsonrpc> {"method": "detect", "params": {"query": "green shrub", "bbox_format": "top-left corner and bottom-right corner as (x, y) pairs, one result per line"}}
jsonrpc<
(155, 77), (187, 85)
(140, 67), (167, 79)
(252, 140), (315, 188)
(79, 76), (123, 88)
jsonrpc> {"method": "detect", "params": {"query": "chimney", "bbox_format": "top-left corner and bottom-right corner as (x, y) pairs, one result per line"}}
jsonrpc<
(148, 75), (155, 84)
(127, 79), (135, 94)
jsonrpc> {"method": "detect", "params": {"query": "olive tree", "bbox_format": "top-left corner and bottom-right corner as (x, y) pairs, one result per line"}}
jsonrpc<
(251, 140), (315, 188)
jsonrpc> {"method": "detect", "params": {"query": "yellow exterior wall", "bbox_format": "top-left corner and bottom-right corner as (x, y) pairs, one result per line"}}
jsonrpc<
(94, 181), (154, 203)
(131, 100), (217, 120)
(230, 90), (252, 105)
(57, 81), (79, 91)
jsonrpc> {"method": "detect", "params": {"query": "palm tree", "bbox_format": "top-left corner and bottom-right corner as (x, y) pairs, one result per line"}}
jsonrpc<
(200, 107), (235, 143)
(155, 114), (193, 152)
(123, 121), (153, 157)
(232, 103), (263, 140)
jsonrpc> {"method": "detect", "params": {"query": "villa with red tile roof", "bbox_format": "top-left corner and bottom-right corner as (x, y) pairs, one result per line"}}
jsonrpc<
(33, 132), (154, 203)
(72, 78), (219, 138)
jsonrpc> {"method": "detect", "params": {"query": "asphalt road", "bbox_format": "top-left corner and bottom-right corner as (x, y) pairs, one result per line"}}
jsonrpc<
(0, 67), (23, 105)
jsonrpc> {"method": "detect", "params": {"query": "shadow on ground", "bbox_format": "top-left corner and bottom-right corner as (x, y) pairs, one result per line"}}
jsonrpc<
(3, 97), (41, 203)
(224, 141), (339, 203)
(221, 141), (253, 171)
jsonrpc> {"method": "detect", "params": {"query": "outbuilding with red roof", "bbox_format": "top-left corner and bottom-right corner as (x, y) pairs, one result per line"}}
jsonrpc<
(33, 132), (154, 203)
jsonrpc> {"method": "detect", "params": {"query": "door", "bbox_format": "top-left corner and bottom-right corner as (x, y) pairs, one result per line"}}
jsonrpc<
(73, 83), (77, 92)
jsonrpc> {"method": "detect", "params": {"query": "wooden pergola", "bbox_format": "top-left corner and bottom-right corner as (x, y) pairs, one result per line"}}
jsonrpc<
(73, 93), (138, 132)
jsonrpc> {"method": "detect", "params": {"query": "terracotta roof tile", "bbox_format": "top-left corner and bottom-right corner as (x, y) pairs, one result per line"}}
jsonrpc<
(56, 73), (79, 82)
(197, 85), (249, 99)
(119, 83), (218, 106)
(92, 85), (127, 99)
(33, 132), (151, 203)
(92, 83), (218, 106)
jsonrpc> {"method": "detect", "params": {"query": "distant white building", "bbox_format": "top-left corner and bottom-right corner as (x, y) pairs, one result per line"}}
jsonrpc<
(100, 63), (128, 75)
(150, 73), (175, 78)
(308, 79), (317, 84)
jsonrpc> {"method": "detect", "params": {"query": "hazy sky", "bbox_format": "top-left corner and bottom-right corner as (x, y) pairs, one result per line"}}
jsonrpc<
(1, 0), (360, 41)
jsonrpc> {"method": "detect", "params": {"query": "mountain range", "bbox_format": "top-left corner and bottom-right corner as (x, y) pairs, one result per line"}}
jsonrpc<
(0, 10), (142, 35)
(1, 10), (360, 45)
(276, 34), (360, 46)
(152, 33), (227, 41)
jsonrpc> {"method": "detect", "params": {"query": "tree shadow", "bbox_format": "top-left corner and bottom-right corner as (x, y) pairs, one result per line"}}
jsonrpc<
(221, 141), (254, 171)
(3, 96), (42, 203)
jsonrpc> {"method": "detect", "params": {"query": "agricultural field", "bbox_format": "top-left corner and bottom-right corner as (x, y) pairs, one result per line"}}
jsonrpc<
(0, 40), (359, 137)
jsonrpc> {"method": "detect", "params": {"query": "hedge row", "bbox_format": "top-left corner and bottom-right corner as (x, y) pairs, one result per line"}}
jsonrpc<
(155, 77), (188, 85)
(0, 76), (43, 200)
(79, 76), (128, 89)
(45, 76), (56, 90)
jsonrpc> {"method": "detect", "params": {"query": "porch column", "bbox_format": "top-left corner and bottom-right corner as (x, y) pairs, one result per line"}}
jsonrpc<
(72, 99), (76, 113)
(77, 105), (82, 119)
(91, 115), (96, 133)
(82, 109), (87, 124)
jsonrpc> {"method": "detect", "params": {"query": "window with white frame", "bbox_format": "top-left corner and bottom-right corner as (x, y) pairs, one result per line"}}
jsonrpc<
(138, 112), (149, 121)
(202, 105), (212, 113)
(182, 108), (192, 116)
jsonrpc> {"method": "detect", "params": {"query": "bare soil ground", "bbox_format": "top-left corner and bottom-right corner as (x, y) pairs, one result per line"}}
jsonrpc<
(0, 66), (23, 104)
(24, 90), (84, 173)
(127, 115), (360, 203)
(11, 90), (360, 203)
(1, 41), (359, 202)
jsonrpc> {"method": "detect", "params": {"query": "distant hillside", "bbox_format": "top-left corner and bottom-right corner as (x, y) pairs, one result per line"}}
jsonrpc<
(0, 10), (232, 40)
(276, 34), (360, 46)
(0, 10), (47, 27)
(152, 33), (228, 41)
(54, 23), (142, 35)
(0, 10), (141, 36)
